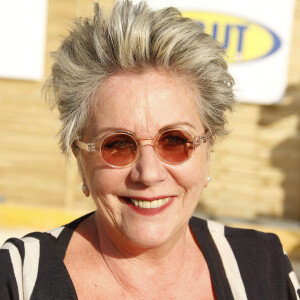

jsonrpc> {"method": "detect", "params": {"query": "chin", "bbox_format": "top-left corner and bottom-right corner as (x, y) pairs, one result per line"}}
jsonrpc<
(121, 218), (185, 251)
(128, 232), (172, 251)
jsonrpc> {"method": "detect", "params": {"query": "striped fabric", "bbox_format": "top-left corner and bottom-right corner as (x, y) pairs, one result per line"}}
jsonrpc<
(207, 221), (248, 300)
(0, 214), (299, 299)
(1, 242), (24, 300)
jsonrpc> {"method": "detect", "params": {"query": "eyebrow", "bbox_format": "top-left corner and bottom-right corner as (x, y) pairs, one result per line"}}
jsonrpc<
(161, 122), (196, 130)
(90, 122), (196, 140)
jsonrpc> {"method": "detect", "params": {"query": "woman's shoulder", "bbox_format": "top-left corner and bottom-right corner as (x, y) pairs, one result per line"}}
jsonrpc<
(190, 216), (300, 300)
(190, 216), (281, 243)
(0, 230), (62, 299)
(0, 212), (93, 300)
(189, 216), (285, 264)
(1, 212), (94, 261)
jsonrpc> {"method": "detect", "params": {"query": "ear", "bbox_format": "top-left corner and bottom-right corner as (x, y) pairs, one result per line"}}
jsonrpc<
(74, 149), (90, 198)
(72, 142), (80, 158)
(204, 143), (211, 188)
(204, 174), (211, 188)
(82, 183), (90, 197)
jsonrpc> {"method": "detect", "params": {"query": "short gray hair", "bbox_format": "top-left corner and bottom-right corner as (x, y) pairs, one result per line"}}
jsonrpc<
(44, 0), (235, 157)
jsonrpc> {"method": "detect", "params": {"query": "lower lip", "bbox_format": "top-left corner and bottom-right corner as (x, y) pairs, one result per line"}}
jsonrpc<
(124, 197), (175, 216)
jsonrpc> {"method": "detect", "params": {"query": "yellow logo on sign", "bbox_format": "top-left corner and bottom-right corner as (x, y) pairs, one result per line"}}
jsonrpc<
(182, 12), (281, 63)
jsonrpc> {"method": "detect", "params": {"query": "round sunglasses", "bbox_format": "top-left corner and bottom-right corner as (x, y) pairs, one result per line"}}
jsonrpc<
(75, 127), (208, 168)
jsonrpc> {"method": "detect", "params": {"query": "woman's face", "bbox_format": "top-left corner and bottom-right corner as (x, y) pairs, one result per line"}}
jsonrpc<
(78, 69), (210, 250)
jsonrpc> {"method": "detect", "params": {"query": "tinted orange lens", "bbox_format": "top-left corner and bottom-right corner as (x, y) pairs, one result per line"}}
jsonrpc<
(100, 130), (194, 167)
(157, 130), (194, 163)
(101, 133), (137, 166)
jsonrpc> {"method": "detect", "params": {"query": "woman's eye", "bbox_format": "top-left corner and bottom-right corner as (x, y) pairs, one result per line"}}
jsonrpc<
(162, 134), (188, 145)
(104, 136), (134, 149)
(112, 140), (128, 148)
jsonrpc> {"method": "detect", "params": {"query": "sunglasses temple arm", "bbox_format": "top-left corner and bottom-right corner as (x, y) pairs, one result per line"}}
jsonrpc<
(75, 140), (97, 152)
(194, 135), (207, 146)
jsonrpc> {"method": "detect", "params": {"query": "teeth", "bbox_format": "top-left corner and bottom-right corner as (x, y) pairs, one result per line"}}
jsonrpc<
(143, 201), (150, 209)
(130, 197), (170, 209)
(150, 200), (158, 208)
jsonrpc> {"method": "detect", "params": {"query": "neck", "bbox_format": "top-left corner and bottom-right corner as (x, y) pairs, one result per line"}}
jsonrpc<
(92, 213), (194, 294)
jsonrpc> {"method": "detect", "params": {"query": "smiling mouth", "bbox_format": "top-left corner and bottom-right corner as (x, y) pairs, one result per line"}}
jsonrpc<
(128, 197), (171, 209)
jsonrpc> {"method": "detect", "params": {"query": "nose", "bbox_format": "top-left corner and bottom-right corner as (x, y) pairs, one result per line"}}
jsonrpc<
(129, 145), (168, 187)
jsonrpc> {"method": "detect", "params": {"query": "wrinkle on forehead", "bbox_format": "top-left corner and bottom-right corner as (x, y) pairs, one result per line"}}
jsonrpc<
(90, 69), (201, 138)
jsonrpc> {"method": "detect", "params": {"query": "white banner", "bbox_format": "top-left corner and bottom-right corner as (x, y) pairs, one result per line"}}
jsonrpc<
(133, 0), (295, 104)
(0, 0), (48, 81)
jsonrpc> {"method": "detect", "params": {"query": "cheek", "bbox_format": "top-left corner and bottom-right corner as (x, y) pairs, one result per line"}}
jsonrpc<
(172, 152), (208, 199)
(186, 151), (208, 182)
(91, 169), (124, 198)
(87, 168), (126, 220)
(173, 165), (205, 194)
(80, 155), (124, 199)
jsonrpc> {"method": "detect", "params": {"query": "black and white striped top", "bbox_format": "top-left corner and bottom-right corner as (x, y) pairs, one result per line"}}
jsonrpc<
(1, 213), (299, 299)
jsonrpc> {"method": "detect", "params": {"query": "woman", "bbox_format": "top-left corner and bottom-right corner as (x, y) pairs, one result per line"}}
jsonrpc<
(1, 1), (299, 299)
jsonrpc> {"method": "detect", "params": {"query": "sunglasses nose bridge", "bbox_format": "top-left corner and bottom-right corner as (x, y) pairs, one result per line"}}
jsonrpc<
(137, 138), (158, 156)
(135, 138), (163, 165)
(139, 138), (155, 147)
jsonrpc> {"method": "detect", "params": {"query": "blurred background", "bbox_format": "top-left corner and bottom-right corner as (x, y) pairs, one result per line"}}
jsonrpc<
(0, 0), (299, 275)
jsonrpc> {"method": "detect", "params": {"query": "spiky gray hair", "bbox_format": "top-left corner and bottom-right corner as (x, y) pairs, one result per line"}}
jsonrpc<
(44, 0), (235, 156)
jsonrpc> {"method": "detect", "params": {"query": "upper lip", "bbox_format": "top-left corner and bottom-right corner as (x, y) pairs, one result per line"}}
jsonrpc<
(122, 196), (172, 202)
